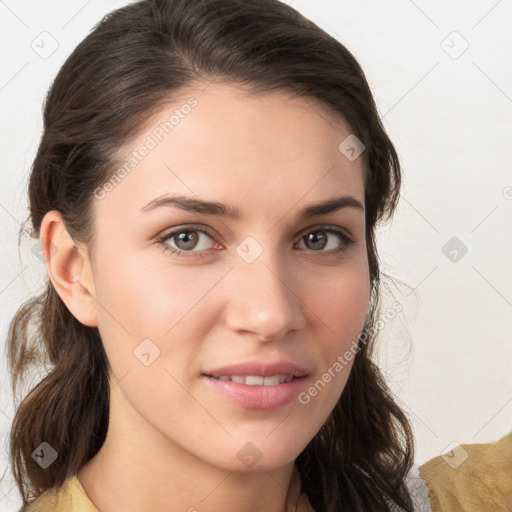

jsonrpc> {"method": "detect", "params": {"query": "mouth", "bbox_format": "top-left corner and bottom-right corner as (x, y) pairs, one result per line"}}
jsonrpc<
(201, 373), (309, 410)
(204, 374), (298, 385)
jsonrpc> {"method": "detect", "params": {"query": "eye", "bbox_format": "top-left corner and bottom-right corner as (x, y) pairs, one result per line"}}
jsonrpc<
(296, 225), (355, 254)
(156, 224), (355, 259)
(157, 225), (220, 259)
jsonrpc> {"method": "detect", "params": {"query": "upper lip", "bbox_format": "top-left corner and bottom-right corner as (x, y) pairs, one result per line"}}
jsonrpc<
(203, 361), (309, 378)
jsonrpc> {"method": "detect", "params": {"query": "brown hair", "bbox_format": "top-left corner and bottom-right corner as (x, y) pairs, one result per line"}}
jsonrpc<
(6, 0), (414, 510)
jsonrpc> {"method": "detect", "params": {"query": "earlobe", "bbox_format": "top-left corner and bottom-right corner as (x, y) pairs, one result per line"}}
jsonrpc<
(39, 210), (98, 327)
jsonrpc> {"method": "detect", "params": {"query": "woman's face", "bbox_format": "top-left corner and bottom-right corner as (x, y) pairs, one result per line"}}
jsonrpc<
(87, 82), (370, 472)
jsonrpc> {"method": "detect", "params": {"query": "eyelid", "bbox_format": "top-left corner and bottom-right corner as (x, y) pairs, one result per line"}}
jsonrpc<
(295, 223), (354, 242)
(157, 222), (354, 242)
(157, 223), (218, 241)
(156, 222), (356, 257)
(155, 224), (220, 250)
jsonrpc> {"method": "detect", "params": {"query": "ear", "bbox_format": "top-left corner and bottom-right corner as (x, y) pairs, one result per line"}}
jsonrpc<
(39, 210), (98, 327)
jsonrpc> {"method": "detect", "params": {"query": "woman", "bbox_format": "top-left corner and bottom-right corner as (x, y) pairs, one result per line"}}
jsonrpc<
(5, 0), (430, 510)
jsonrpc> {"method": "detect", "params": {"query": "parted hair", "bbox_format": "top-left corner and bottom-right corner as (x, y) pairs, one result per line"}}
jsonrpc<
(6, 1), (414, 510)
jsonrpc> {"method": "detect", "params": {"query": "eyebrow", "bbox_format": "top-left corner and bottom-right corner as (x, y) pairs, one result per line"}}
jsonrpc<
(140, 194), (364, 219)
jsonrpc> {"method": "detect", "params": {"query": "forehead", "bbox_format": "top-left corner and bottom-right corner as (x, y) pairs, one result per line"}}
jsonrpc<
(143, 81), (357, 156)
(97, 82), (365, 222)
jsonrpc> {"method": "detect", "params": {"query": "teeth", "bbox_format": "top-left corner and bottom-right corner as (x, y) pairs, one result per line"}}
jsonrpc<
(245, 376), (264, 385)
(214, 374), (294, 385)
(262, 375), (280, 386)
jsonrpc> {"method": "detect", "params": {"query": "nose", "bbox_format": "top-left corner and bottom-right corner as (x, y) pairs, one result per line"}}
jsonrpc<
(223, 251), (307, 342)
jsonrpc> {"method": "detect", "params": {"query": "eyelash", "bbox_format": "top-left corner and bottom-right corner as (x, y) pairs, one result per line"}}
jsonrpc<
(156, 224), (355, 259)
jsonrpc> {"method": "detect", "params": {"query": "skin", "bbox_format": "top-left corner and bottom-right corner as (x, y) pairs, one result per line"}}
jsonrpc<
(41, 82), (370, 512)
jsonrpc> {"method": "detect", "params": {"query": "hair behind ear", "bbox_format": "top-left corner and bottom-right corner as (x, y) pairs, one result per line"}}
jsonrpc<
(6, 0), (413, 509)
(8, 282), (110, 505)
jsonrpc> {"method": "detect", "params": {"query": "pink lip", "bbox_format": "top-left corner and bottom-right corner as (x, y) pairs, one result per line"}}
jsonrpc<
(201, 374), (309, 410)
(203, 361), (309, 378)
(201, 360), (310, 410)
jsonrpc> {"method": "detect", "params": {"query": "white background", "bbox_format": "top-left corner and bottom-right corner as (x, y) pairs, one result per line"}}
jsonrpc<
(1, 1), (511, 510)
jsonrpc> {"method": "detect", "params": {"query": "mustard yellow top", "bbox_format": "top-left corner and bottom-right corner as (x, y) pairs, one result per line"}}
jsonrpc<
(21, 475), (98, 512)
(419, 430), (512, 512)
(21, 431), (512, 512)
(21, 469), (431, 511)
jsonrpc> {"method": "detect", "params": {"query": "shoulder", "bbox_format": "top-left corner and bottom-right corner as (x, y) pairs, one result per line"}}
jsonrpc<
(419, 430), (512, 512)
(354, 463), (432, 511)
(403, 465), (433, 512)
(21, 475), (98, 512)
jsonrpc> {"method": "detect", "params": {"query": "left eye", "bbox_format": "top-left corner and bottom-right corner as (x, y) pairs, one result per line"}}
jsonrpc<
(296, 227), (353, 252)
(158, 227), (217, 257)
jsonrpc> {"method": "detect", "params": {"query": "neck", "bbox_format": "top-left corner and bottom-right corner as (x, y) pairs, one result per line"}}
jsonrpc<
(77, 384), (312, 512)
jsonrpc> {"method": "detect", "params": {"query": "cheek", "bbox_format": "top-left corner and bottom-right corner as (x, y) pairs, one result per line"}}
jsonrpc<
(90, 252), (210, 414)
(308, 261), (370, 394)
(93, 244), (211, 333)
(91, 246), (230, 380)
(314, 261), (370, 342)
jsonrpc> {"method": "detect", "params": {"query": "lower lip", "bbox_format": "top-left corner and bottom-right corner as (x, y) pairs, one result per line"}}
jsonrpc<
(201, 375), (308, 410)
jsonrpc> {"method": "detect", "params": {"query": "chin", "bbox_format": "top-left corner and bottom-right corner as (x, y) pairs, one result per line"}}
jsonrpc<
(210, 435), (309, 473)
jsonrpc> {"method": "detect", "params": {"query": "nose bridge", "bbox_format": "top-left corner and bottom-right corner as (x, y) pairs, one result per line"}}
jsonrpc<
(225, 240), (305, 340)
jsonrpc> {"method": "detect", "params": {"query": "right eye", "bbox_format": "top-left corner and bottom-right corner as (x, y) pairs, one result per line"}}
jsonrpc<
(156, 225), (222, 259)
